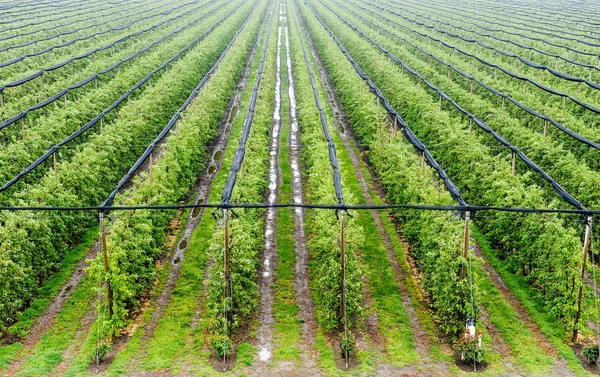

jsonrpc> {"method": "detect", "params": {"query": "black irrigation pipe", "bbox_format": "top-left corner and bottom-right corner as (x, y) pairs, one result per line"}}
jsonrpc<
(381, 0), (600, 58)
(0, 0), (231, 193)
(446, 0), (600, 30)
(0, 0), (207, 94)
(1, 0), (86, 17)
(382, 0), (600, 74)
(219, 1), (274, 206)
(341, 0), (600, 151)
(0, 0), (171, 52)
(102, 0), (257, 211)
(388, 0), (600, 46)
(317, 0), (588, 213)
(305, 0), (469, 207)
(0, 0), (199, 69)
(297, 10), (345, 205)
(358, 0), (600, 116)
(0, 0), (138, 36)
(0, 0), (109, 25)
(0, 0), (219, 133)
(0, 0), (73, 10)
(0, 202), (599, 216)
(0, 0), (154, 43)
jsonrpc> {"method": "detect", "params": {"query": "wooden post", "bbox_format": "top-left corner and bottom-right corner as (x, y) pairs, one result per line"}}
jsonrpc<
(512, 152), (516, 177)
(100, 213), (114, 320)
(573, 216), (592, 343)
(175, 118), (179, 139)
(501, 97), (505, 115)
(53, 152), (58, 182)
(340, 213), (346, 320)
(95, 77), (98, 90)
(447, 65), (451, 81)
(100, 117), (103, 134)
(148, 152), (153, 183)
(117, 63), (120, 76)
(461, 211), (470, 280)
(439, 94), (442, 111)
(494, 66), (497, 80)
(224, 209), (232, 322)
(418, 78), (421, 96)
(543, 119), (547, 142)
(523, 81), (527, 97)
(0, 91), (3, 107)
(421, 152), (425, 176)
(39, 74), (43, 96)
(563, 96), (566, 117)
(64, 94), (67, 109)
(469, 118), (472, 137)
(470, 78), (474, 96)
(21, 117), (25, 139)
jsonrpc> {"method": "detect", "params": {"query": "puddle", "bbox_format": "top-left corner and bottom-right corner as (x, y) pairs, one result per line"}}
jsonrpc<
(213, 150), (223, 161)
(178, 239), (187, 250)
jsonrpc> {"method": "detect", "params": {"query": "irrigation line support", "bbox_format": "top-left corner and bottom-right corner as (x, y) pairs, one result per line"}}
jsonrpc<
(100, 117), (103, 134)
(461, 211), (470, 280)
(421, 152), (425, 176)
(439, 94), (442, 111)
(64, 94), (67, 110)
(501, 97), (505, 115)
(470, 79), (473, 96)
(543, 119), (547, 142)
(21, 117), (26, 139)
(224, 209), (232, 323)
(523, 80), (527, 97)
(468, 118), (473, 138)
(512, 152), (516, 177)
(100, 212), (114, 321)
(148, 152), (153, 184)
(573, 216), (593, 343)
(563, 96), (566, 118)
(0, 91), (3, 107)
(53, 152), (58, 182)
(39, 74), (43, 96)
(95, 77), (98, 90)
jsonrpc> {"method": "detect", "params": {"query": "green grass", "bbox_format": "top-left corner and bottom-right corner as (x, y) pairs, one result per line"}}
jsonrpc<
(272, 33), (303, 363)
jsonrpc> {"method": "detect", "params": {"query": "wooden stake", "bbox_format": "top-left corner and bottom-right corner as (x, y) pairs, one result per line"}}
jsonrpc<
(470, 78), (474, 96)
(469, 118), (472, 137)
(100, 213), (114, 320)
(95, 77), (98, 90)
(100, 117), (103, 134)
(563, 96), (566, 117)
(543, 119), (547, 142)
(224, 209), (232, 321)
(64, 94), (67, 109)
(501, 97), (505, 115)
(53, 152), (58, 182)
(512, 152), (516, 177)
(573, 216), (592, 343)
(21, 117), (25, 139)
(461, 211), (470, 280)
(0, 91), (3, 107)
(39, 74), (43, 96)
(523, 80), (527, 97)
(340, 213), (346, 320)
(421, 152), (425, 176)
(439, 94), (442, 111)
(149, 152), (153, 183)
(418, 78), (421, 96)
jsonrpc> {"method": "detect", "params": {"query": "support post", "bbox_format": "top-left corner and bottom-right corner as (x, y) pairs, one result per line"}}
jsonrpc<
(469, 118), (473, 138)
(512, 152), (516, 177)
(64, 94), (67, 109)
(470, 78), (473, 96)
(543, 119), (547, 142)
(39, 74), (43, 96)
(95, 77), (98, 90)
(563, 96), (566, 117)
(100, 213), (114, 320)
(417, 78), (421, 96)
(461, 211), (471, 280)
(100, 117), (103, 134)
(53, 152), (58, 182)
(148, 152), (153, 183)
(421, 152), (425, 176)
(439, 94), (442, 111)
(573, 216), (592, 342)
(340, 213), (346, 320)
(501, 97), (505, 115)
(21, 117), (25, 139)
(0, 91), (3, 107)
(224, 209), (232, 323)
(523, 80), (527, 97)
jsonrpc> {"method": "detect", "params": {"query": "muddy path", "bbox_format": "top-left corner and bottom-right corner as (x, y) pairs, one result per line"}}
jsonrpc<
(253, 0), (284, 365)
(285, 7), (321, 376)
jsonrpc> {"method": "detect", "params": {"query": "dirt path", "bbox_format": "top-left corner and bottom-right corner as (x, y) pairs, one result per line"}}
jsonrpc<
(253, 0), (284, 365)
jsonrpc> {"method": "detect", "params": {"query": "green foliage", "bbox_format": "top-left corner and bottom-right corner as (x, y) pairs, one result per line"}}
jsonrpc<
(456, 336), (484, 364)
(298, 2), (469, 335)
(0, 0), (250, 335)
(583, 346), (599, 363)
(304, 0), (585, 333)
